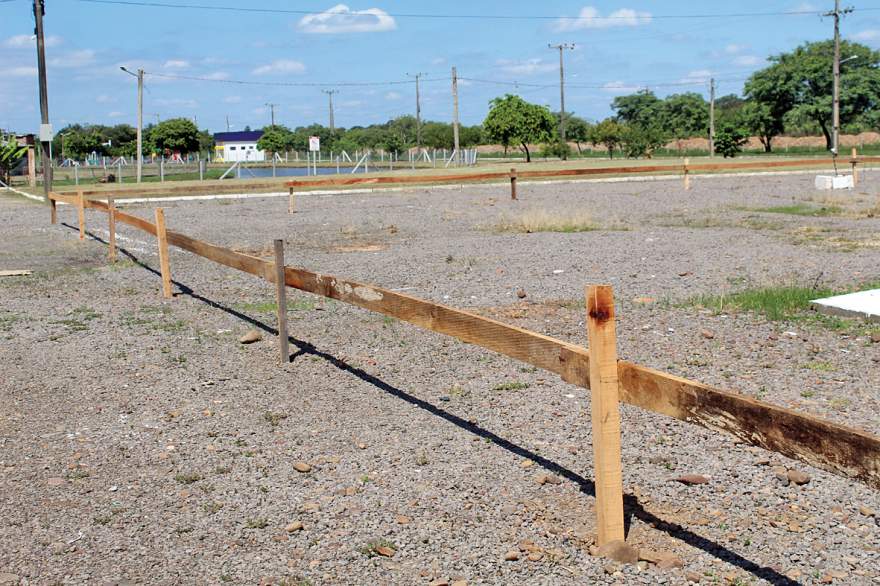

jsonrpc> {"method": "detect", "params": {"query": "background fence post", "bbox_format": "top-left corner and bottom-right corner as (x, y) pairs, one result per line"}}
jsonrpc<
(683, 157), (691, 190)
(108, 198), (117, 263)
(273, 239), (290, 364)
(154, 207), (173, 299)
(852, 147), (859, 186)
(586, 284), (626, 546)
(77, 190), (85, 240)
(510, 168), (517, 200)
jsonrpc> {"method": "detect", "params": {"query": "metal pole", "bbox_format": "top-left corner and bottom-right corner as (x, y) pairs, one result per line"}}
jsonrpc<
(137, 69), (143, 182)
(709, 78), (716, 158)
(452, 66), (461, 166)
(33, 0), (52, 199)
(323, 89), (337, 132)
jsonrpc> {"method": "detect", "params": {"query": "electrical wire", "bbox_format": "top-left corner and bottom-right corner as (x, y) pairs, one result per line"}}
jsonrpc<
(144, 71), (447, 87)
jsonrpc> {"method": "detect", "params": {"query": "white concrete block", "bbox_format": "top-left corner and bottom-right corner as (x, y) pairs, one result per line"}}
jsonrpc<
(811, 289), (880, 321)
(815, 174), (853, 190)
(815, 175), (833, 189)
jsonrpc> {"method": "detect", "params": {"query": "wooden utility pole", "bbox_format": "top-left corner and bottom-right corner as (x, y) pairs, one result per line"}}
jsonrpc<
(155, 208), (173, 299)
(265, 103), (277, 128)
(452, 67), (461, 166)
(548, 43), (575, 160)
(709, 78), (716, 158)
(407, 73), (424, 148)
(226, 115), (231, 132)
(33, 0), (52, 200)
(121, 67), (144, 182)
(322, 89), (338, 132)
(585, 285), (625, 546)
(827, 0), (853, 156)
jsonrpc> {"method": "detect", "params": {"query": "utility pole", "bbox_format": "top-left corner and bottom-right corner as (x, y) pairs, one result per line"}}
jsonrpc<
(265, 103), (277, 128)
(709, 77), (716, 158)
(33, 0), (52, 199)
(121, 67), (144, 182)
(407, 73), (423, 149)
(322, 89), (338, 132)
(226, 115), (230, 132)
(827, 0), (853, 156)
(548, 43), (575, 160)
(452, 66), (460, 165)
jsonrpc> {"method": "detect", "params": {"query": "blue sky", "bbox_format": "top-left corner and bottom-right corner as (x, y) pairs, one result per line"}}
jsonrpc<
(3, 1), (880, 134)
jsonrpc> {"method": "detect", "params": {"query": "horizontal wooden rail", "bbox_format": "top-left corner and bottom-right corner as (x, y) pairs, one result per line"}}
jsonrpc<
(62, 199), (880, 490)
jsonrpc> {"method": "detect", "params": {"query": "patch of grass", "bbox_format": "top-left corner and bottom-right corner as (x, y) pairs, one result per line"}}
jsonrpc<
(800, 390), (816, 399)
(67, 468), (90, 480)
(203, 502), (224, 514)
(263, 411), (288, 428)
(174, 472), (203, 485)
(53, 307), (100, 331)
(684, 285), (836, 321)
(495, 209), (598, 233)
(245, 518), (269, 529)
(93, 514), (112, 525)
(0, 310), (20, 332)
(749, 203), (842, 217)
(493, 381), (530, 391)
(829, 397), (851, 410)
(235, 298), (317, 313)
(802, 361), (835, 372)
(359, 538), (397, 558)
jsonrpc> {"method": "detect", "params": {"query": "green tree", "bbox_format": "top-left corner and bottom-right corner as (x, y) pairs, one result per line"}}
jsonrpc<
(0, 136), (27, 185)
(459, 125), (484, 147)
(565, 116), (592, 154)
(660, 93), (709, 147)
(421, 122), (453, 149)
(257, 125), (294, 155)
(483, 94), (555, 162)
(620, 124), (667, 159)
(739, 101), (778, 152)
(151, 118), (200, 154)
(714, 123), (749, 158)
(612, 90), (662, 127)
(589, 118), (623, 159)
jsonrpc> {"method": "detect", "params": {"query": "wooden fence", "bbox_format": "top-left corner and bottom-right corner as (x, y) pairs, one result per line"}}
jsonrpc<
(47, 191), (880, 547)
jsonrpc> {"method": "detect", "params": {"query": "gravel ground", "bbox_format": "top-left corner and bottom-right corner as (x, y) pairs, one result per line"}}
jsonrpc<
(1, 173), (879, 586)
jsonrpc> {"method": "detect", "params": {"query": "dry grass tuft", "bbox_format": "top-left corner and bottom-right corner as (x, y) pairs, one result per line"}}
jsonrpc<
(495, 209), (597, 233)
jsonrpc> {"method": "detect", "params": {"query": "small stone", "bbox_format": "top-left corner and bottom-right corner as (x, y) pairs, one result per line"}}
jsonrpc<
(604, 562), (619, 575)
(292, 462), (312, 473)
(870, 332), (880, 344)
(285, 521), (304, 532)
(520, 459), (535, 469)
(428, 581), (449, 586)
(701, 330), (715, 339)
(535, 473), (562, 485)
(47, 477), (64, 487)
(239, 330), (262, 344)
(596, 540), (639, 565)
(672, 474), (710, 485)
(685, 571), (702, 583)
(451, 581), (467, 586)
(787, 469), (811, 485)
(504, 550), (520, 561)
(527, 552), (543, 561)
(395, 515), (411, 525)
(375, 546), (396, 558)
(858, 505), (876, 517)
(356, 442), (367, 450)
(753, 457), (770, 466)
(273, 533), (289, 542)
(516, 289), (527, 299)
(638, 549), (666, 563)
(656, 555), (685, 569)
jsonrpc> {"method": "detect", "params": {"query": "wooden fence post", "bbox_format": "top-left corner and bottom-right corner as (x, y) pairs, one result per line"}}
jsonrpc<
(77, 190), (85, 240)
(852, 147), (859, 187)
(683, 158), (691, 190)
(586, 285), (626, 546)
(273, 239), (290, 364)
(288, 187), (296, 214)
(154, 208), (173, 299)
(510, 168), (518, 200)
(107, 198), (117, 263)
(50, 193), (57, 225)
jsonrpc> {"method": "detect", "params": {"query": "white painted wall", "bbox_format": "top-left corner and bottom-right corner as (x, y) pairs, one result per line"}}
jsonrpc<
(222, 141), (265, 162)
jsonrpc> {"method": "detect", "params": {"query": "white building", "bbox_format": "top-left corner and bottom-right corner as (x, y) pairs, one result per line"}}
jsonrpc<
(213, 131), (266, 162)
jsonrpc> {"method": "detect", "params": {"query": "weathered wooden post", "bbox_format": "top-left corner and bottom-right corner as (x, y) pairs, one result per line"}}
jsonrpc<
(273, 239), (290, 364)
(510, 168), (518, 200)
(288, 187), (296, 214)
(852, 147), (859, 187)
(154, 208), (173, 299)
(49, 192), (57, 224)
(108, 198), (117, 263)
(586, 285), (626, 546)
(683, 157), (691, 190)
(77, 190), (85, 240)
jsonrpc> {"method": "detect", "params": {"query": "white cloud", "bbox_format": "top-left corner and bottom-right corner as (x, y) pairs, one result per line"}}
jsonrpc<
(203, 71), (230, 80)
(496, 58), (556, 76)
(297, 4), (397, 34)
(725, 44), (747, 54)
(223, 95), (242, 104)
(601, 80), (641, 94)
(156, 98), (198, 108)
(556, 6), (652, 31)
(163, 59), (190, 69)
(49, 49), (96, 68)
(3, 34), (62, 48)
(385, 91), (401, 100)
(252, 59), (306, 76)
(7, 66), (37, 77)
(853, 29), (880, 42)
(679, 70), (713, 84)
(108, 111), (125, 118)
(733, 55), (761, 67)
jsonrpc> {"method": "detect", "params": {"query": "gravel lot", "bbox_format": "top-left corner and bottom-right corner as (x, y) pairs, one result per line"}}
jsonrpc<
(1, 173), (879, 586)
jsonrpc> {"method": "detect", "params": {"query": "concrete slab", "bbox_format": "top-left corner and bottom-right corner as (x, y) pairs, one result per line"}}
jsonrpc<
(811, 289), (880, 321)
(814, 174), (854, 190)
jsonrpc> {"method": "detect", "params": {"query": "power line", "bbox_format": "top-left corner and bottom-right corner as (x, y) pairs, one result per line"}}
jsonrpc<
(73, 0), (880, 20)
(143, 71), (445, 87)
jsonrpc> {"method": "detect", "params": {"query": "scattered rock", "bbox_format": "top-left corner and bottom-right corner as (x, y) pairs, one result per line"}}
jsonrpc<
(870, 332), (880, 344)
(787, 469), (811, 485)
(685, 571), (702, 583)
(535, 473), (562, 485)
(656, 555), (685, 569)
(375, 546), (396, 558)
(858, 505), (876, 517)
(672, 474), (710, 485)
(638, 549), (666, 563)
(285, 521), (304, 532)
(47, 477), (64, 487)
(428, 580), (449, 586)
(272, 533), (289, 543)
(596, 540), (639, 565)
(292, 462), (312, 474)
(516, 289), (527, 299)
(451, 581), (467, 586)
(700, 330), (715, 339)
(519, 459), (535, 469)
(239, 330), (262, 344)
(527, 552), (543, 562)
(504, 550), (520, 561)
(395, 515), (411, 525)
(753, 457), (771, 466)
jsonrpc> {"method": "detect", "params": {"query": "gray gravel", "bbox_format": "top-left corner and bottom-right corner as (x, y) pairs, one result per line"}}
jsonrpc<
(1, 173), (879, 585)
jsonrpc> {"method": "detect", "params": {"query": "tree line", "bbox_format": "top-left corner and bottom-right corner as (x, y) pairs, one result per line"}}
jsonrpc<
(44, 39), (880, 161)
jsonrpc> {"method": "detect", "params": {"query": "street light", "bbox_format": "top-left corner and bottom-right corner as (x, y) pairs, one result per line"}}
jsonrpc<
(120, 66), (144, 182)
